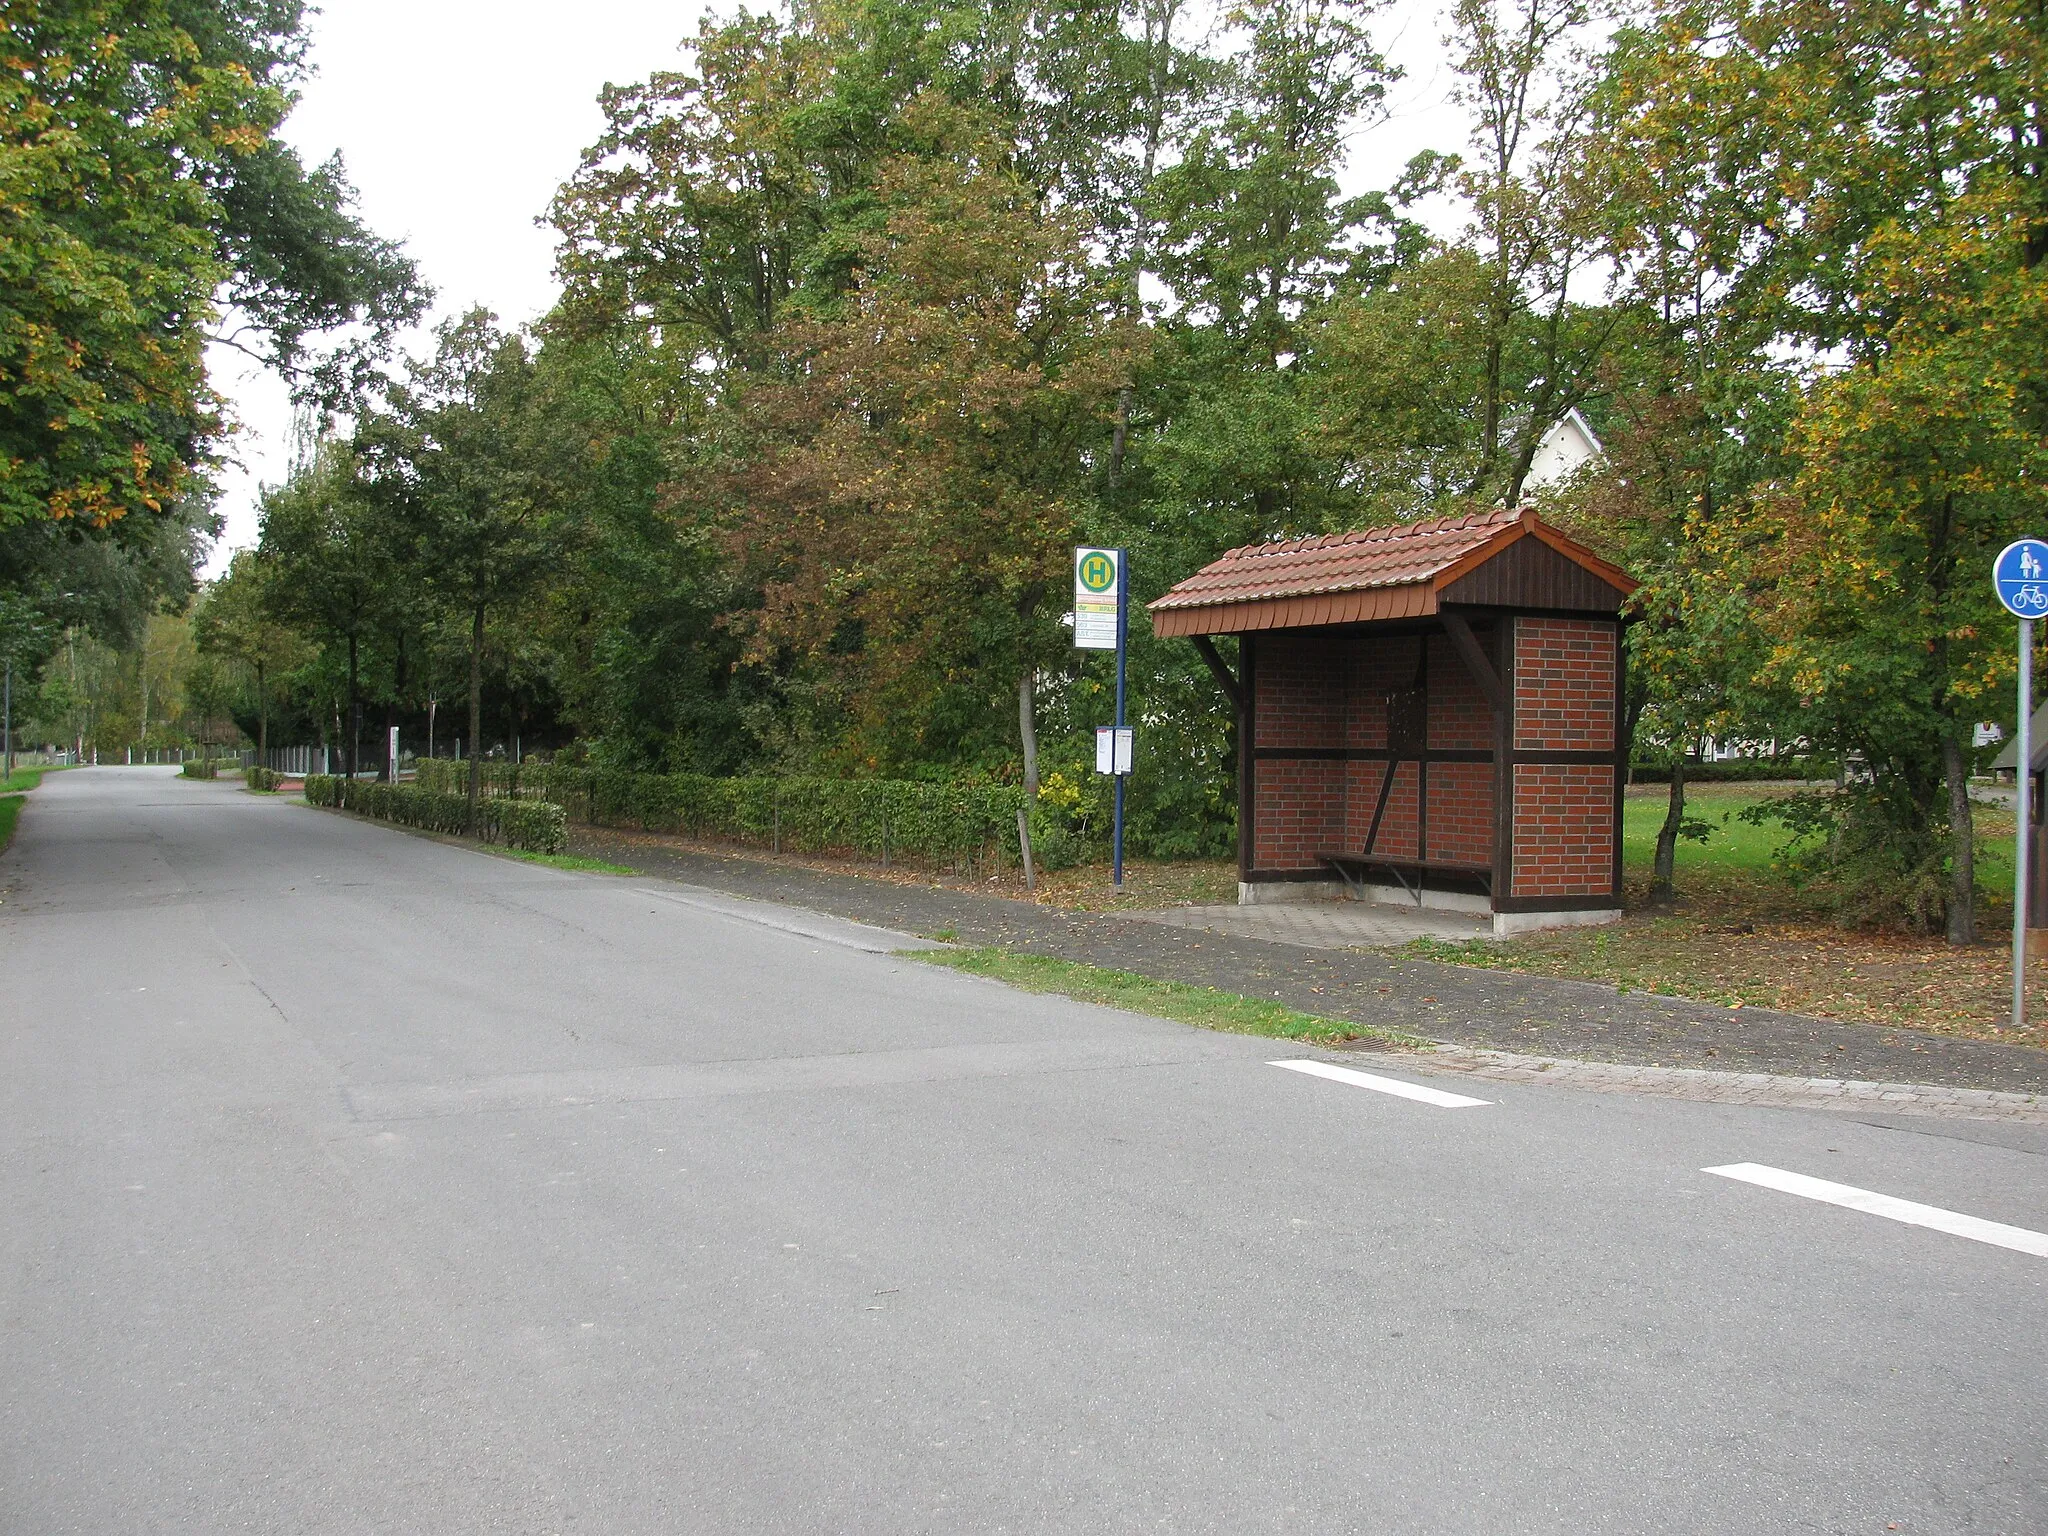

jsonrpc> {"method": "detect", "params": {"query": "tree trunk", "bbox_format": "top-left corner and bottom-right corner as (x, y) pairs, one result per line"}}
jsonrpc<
(467, 603), (485, 829)
(256, 660), (267, 760)
(1651, 759), (1687, 902)
(1018, 669), (1039, 798)
(346, 631), (360, 792)
(1943, 734), (1976, 945)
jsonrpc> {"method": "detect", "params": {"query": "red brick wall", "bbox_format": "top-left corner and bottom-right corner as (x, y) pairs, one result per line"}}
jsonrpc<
(1511, 764), (1615, 897)
(1255, 634), (1348, 749)
(1344, 760), (1420, 859)
(1426, 632), (1492, 750)
(1514, 619), (1616, 751)
(1248, 625), (1543, 881)
(1254, 759), (1345, 869)
(1344, 636), (1419, 748)
(1427, 761), (1493, 863)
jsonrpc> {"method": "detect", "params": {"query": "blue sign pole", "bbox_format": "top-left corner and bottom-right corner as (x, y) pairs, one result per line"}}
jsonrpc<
(1993, 538), (2048, 1029)
(1113, 549), (1129, 890)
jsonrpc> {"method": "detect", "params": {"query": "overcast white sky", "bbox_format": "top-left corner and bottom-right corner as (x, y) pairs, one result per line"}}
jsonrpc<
(203, 0), (1472, 574)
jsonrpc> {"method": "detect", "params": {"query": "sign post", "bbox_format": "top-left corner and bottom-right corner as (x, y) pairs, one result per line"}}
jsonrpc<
(1075, 547), (1131, 888)
(1993, 538), (2048, 1029)
(388, 725), (400, 783)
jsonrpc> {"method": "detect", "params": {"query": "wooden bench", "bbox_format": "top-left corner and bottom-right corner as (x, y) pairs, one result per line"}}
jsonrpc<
(1315, 851), (1493, 905)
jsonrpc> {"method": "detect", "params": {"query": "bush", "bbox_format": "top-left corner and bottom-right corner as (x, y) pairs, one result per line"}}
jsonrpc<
(244, 765), (281, 792)
(1629, 757), (1838, 784)
(410, 759), (1026, 872)
(302, 774), (567, 853)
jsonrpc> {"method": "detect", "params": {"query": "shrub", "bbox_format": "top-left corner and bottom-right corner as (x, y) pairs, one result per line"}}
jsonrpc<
(180, 759), (214, 780)
(304, 773), (566, 853)
(244, 765), (282, 792)
(410, 759), (1026, 872)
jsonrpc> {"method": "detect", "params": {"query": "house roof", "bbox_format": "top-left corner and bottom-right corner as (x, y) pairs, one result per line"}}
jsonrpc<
(1147, 505), (1636, 637)
(1991, 703), (2048, 773)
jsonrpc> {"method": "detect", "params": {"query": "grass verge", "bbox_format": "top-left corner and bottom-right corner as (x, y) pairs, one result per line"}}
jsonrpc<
(912, 946), (1429, 1050)
(488, 847), (638, 875)
(1, 766), (53, 794)
(0, 793), (21, 854)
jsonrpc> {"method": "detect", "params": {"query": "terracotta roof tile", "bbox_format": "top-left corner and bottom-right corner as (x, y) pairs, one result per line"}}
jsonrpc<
(1150, 505), (1527, 612)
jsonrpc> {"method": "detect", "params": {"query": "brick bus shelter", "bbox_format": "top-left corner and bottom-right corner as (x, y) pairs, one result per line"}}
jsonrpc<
(1149, 506), (1637, 936)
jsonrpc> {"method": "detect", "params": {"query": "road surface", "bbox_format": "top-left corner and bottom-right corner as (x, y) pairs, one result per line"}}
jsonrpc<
(2, 768), (2043, 1533)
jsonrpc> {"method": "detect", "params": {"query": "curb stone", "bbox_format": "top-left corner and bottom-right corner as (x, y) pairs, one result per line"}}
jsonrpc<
(1358, 1044), (2048, 1123)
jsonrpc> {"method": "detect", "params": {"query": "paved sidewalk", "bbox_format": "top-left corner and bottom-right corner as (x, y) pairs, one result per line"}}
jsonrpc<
(1133, 898), (1492, 949)
(564, 826), (2048, 1097)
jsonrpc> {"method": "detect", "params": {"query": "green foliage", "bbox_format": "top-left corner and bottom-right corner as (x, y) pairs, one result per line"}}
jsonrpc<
(179, 757), (236, 779)
(413, 757), (1025, 871)
(303, 773), (568, 853)
(243, 764), (281, 791)
(0, 0), (422, 533)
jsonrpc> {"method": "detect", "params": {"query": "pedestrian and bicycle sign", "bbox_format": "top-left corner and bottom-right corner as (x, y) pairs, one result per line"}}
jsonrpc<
(1074, 547), (1122, 650)
(1995, 539), (2048, 618)
(1995, 537), (2048, 1035)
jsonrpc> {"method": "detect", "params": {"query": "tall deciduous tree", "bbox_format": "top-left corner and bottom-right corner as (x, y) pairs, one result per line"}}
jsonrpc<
(0, 0), (423, 536)
(721, 117), (1130, 772)
(257, 441), (392, 783)
(360, 311), (564, 820)
(193, 549), (311, 758)
(1610, 0), (2048, 940)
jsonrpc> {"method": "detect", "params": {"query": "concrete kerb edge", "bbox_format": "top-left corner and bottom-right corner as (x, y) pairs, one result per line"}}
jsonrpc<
(1357, 1042), (2048, 1124)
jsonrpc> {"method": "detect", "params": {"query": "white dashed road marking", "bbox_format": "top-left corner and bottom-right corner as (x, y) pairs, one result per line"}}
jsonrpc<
(1705, 1162), (2048, 1259)
(1270, 1059), (1493, 1109)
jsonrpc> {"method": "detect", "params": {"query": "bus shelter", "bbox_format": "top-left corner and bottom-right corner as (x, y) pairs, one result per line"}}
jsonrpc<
(1149, 506), (1637, 936)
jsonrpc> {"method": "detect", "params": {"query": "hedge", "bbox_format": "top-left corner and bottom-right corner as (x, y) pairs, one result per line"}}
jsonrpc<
(410, 759), (1034, 870)
(304, 774), (567, 853)
(1628, 758), (1840, 785)
(244, 765), (282, 792)
(180, 758), (241, 780)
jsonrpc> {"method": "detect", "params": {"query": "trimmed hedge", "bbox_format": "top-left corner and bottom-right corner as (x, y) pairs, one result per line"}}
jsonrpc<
(244, 765), (282, 792)
(410, 759), (1032, 870)
(180, 758), (241, 780)
(305, 774), (567, 853)
(1628, 758), (1839, 785)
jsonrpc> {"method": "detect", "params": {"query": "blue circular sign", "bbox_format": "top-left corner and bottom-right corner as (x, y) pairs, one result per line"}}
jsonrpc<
(1995, 539), (2048, 618)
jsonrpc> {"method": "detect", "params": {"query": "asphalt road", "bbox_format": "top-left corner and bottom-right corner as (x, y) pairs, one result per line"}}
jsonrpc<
(2, 768), (2043, 1535)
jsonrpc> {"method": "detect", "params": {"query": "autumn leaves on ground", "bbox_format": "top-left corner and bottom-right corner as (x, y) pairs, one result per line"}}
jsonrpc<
(1410, 783), (2048, 1050)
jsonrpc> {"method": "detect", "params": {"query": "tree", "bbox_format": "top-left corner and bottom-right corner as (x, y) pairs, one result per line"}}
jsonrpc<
(257, 441), (394, 784)
(193, 549), (311, 759)
(1, 0), (423, 537)
(1609, 0), (2048, 940)
(719, 118), (1130, 773)
(359, 310), (563, 820)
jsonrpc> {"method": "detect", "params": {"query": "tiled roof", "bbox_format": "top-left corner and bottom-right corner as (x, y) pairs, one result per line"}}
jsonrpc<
(1151, 506), (1528, 612)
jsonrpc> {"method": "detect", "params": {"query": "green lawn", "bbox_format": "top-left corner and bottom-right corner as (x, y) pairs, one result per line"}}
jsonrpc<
(1, 765), (56, 795)
(1628, 779), (2023, 905)
(0, 763), (63, 853)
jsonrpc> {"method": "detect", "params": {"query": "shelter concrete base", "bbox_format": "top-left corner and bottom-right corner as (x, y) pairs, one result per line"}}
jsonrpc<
(1491, 907), (1622, 938)
(1238, 879), (1491, 915)
(1238, 880), (1345, 906)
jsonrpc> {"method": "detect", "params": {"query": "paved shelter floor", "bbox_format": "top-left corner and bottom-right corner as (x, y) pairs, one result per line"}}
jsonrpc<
(1132, 897), (1493, 948)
